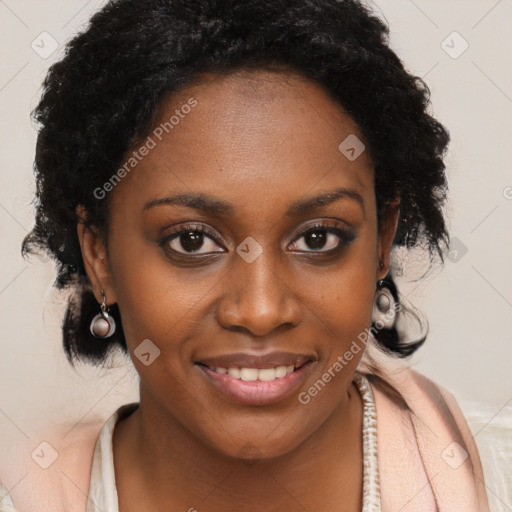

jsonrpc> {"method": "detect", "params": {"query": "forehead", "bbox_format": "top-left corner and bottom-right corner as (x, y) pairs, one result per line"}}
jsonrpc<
(110, 69), (374, 215)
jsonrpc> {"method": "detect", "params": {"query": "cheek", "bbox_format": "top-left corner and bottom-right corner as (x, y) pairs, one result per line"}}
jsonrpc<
(331, 263), (375, 331)
(313, 235), (377, 365)
(106, 226), (197, 348)
(323, 229), (377, 315)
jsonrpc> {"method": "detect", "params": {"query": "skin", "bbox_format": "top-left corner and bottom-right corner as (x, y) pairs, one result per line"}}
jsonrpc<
(78, 69), (399, 512)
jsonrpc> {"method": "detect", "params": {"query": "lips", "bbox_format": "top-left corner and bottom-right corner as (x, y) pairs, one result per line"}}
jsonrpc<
(194, 351), (316, 405)
(195, 351), (314, 370)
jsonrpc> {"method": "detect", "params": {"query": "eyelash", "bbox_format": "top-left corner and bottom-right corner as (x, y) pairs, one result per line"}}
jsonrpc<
(290, 222), (356, 253)
(160, 221), (356, 258)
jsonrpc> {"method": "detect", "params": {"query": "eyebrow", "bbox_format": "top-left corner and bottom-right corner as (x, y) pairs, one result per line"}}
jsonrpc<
(142, 187), (365, 216)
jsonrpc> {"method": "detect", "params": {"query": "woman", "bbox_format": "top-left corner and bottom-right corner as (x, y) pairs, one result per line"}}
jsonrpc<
(0, 0), (509, 511)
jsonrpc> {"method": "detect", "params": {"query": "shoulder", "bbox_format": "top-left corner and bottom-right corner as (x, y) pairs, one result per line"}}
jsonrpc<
(368, 362), (512, 510)
(0, 418), (104, 512)
(0, 403), (139, 512)
(420, 371), (512, 510)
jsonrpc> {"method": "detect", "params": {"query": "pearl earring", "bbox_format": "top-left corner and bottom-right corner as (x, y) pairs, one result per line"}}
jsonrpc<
(90, 289), (116, 339)
(372, 280), (397, 330)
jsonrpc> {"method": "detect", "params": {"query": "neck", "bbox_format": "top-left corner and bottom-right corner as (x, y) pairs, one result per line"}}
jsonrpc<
(113, 381), (364, 512)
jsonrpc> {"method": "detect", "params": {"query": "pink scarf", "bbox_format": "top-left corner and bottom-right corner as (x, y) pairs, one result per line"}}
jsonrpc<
(1, 367), (489, 511)
(372, 367), (489, 511)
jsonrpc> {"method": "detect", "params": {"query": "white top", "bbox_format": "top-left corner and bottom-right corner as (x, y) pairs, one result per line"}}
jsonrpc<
(86, 402), (138, 512)
(1, 376), (511, 511)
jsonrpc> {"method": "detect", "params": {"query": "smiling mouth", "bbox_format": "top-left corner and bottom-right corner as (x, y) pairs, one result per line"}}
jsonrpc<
(194, 351), (316, 404)
(195, 358), (314, 406)
(195, 362), (309, 382)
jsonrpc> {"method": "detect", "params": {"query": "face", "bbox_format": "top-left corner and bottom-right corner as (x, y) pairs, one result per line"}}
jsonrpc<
(79, 69), (398, 460)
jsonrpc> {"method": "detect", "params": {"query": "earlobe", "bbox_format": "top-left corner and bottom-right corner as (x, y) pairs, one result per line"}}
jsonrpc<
(76, 205), (117, 305)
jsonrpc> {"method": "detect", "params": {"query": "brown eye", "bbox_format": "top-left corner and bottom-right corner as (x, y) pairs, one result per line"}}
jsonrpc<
(161, 224), (225, 255)
(289, 223), (356, 253)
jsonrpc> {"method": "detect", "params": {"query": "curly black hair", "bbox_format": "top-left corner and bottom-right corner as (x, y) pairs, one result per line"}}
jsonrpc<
(22, 0), (450, 367)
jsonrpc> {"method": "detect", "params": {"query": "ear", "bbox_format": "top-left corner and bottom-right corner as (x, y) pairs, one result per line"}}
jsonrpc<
(376, 200), (400, 281)
(76, 205), (117, 305)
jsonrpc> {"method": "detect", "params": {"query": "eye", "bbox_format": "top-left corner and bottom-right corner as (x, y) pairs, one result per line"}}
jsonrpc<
(161, 223), (225, 255)
(288, 221), (356, 253)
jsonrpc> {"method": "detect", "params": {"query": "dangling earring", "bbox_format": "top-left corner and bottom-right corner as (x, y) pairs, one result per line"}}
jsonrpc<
(372, 279), (397, 330)
(90, 289), (116, 339)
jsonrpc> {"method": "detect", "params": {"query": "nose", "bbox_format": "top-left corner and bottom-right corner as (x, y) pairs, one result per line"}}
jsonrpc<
(216, 249), (303, 337)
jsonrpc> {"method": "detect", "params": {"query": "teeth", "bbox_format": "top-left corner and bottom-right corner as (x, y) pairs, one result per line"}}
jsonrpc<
(275, 366), (287, 378)
(215, 365), (297, 381)
(240, 368), (258, 381)
(258, 368), (278, 381)
(227, 367), (240, 379)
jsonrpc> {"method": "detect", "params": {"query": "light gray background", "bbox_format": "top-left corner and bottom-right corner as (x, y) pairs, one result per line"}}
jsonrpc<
(1, 0), (511, 447)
